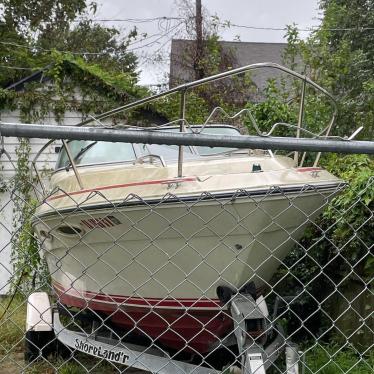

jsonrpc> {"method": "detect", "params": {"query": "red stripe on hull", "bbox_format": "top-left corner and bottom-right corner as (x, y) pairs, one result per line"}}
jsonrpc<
(53, 284), (232, 353)
(296, 167), (322, 172)
(47, 177), (197, 201)
(53, 281), (222, 308)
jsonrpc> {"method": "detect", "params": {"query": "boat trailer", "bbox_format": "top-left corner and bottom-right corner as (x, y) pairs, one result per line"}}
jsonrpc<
(25, 292), (302, 373)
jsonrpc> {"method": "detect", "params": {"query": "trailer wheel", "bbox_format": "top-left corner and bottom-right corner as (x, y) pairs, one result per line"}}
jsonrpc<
(24, 330), (56, 362)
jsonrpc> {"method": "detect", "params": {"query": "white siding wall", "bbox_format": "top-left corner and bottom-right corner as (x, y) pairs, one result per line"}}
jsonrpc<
(0, 109), (87, 294)
(0, 109), (88, 178)
(0, 191), (13, 294)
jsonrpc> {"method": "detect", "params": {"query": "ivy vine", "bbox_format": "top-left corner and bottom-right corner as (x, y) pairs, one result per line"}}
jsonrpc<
(1, 51), (157, 293)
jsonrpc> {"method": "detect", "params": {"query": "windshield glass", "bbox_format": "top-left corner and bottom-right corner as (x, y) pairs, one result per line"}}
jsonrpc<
(140, 143), (195, 160)
(57, 141), (136, 168)
(56, 126), (241, 169)
(191, 126), (240, 155)
(144, 126), (240, 156)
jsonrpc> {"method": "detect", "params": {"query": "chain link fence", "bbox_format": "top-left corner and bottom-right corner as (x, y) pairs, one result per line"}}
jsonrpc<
(0, 131), (373, 374)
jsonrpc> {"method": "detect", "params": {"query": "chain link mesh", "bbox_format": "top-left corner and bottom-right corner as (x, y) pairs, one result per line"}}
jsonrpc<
(0, 139), (373, 374)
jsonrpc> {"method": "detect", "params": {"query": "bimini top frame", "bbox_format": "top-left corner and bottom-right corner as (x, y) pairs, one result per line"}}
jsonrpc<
(30, 62), (338, 190)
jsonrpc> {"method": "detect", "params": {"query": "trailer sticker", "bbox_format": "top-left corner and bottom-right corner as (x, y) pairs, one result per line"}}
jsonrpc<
(74, 338), (129, 364)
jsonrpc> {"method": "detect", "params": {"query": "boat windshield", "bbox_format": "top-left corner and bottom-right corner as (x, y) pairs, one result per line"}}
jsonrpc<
(190, 126), (240, 155)
(57, 141), (136, 168)
(147, 126), (240, 156)
(55, 126), (241, 169)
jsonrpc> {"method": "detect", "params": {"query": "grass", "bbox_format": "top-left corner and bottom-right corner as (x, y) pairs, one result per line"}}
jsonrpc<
(0, 295), (27, 356)
(22, 357), (127, 374)
(302, 345), (374, 374)
(0, 296), (141, 373)
(1, 296), (373, 373)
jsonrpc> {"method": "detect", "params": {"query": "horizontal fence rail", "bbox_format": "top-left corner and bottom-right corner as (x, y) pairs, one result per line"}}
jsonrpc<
(1, 122), (374, 154)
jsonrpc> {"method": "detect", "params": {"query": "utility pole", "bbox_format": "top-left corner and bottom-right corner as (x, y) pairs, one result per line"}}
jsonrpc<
(194, 0), (204, 79)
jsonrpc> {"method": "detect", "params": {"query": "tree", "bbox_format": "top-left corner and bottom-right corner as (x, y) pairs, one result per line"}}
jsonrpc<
(0, 0), (87, 86)
(1, 0), (87, 33)
(174, 0), (238, 80)
(276, 0), (374, 349)
(56, 20), (138, 73)
(0, 0), (138, 87)
(284, 0), (374, 139)
(169, 0), (258, 121)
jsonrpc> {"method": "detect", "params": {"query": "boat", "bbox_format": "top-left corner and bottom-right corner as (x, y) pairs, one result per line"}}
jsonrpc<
(32, 63), (343, 357)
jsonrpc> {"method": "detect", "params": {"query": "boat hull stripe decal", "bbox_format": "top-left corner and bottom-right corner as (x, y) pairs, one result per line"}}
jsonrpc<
(47, 177), (197, 201)
(296, 167), (323, 172)
(52, 281), (222, 309)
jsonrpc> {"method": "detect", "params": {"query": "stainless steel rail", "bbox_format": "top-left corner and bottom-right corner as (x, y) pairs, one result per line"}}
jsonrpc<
(74, 62), (337, 128)
(3, 63), (341, 191)
(73, 62), (338, 177)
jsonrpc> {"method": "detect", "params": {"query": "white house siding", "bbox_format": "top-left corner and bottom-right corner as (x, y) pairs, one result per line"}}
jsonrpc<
(0, 191), (13, 294)
(0, 109), (87, 294)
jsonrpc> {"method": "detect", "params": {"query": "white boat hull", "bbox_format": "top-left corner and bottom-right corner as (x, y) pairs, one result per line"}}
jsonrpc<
(37, 187), (334, 303)
(33, 155), (342, 352)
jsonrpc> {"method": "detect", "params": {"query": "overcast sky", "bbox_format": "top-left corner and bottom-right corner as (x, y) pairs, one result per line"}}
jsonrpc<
(95, 0), (322, 85)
